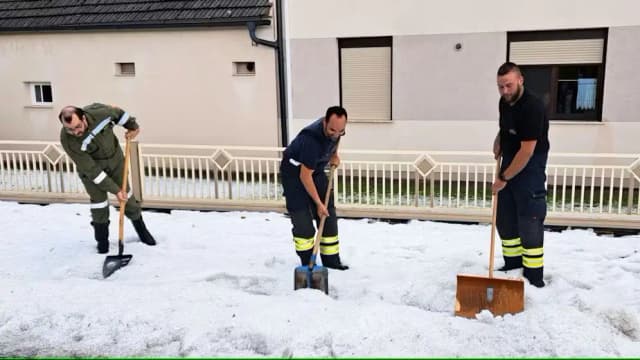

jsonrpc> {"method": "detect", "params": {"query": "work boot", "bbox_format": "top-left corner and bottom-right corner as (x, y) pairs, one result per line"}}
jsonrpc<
(91, 221), (110, 254)
(524, 267), (545, 288)
(498, 256), (523, 271)
(497, 263), (523, 271)
(321, 254), (349, 270)
(131, 216), (156, 246)
(528, 278), (546, 288)
(297, 249), (313, 266)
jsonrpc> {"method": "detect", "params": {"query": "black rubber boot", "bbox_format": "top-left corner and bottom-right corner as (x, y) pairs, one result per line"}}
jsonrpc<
(524, 267), (545, 288)
(321, 254), (349, 270)
(91, 221), (110, 254)
(131, 216), (156, 246)
(497, 263), (523, 271)
(498, 255), (523, 271)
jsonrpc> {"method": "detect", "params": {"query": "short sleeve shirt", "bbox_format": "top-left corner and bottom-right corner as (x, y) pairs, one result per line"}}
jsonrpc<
(499, 89), (550, 159)
(281, 118), (338, 177)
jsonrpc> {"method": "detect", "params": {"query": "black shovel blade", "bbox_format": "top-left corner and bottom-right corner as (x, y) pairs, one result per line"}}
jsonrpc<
(294, 265), (328, 294)
(102, 254), (133, 278)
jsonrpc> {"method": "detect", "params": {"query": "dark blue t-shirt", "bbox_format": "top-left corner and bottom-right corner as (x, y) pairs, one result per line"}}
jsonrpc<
(281, 118), (338, 177)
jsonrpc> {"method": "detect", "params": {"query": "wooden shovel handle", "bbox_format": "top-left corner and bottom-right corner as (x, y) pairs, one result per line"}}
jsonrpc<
(118, 138), (131, 244)
(488, 157), (501, 278)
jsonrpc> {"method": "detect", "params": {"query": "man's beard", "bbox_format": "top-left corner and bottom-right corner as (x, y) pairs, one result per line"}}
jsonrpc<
(74, 123), (87, 137)
(503, 85), (523, 103)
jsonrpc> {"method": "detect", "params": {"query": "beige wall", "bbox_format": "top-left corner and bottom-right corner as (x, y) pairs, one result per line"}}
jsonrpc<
(288, 0), (640, 39)
(288, 26), (640, 153)
(0, 27), (280, 146)
(602, 26), (640, 123)
(289, 38), (339, 119)
(286, 0), (640, 153)
(393, 32), (505, 121)
(290, 33), (505, 121)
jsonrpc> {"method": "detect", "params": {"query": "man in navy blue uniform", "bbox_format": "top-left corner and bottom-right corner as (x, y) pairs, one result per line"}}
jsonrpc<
(492, 62), (550, 288)
(280, 106), (349, 270)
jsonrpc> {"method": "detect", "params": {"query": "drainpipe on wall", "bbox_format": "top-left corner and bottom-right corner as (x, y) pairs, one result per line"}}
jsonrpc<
(247, 1), (288, 146)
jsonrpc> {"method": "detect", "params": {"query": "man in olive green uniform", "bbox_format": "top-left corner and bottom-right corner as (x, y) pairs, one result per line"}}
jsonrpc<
(59, 103), (156, 253)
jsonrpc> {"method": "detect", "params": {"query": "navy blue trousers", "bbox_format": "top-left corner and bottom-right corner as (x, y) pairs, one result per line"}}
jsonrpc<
(497, 152), (547, 282)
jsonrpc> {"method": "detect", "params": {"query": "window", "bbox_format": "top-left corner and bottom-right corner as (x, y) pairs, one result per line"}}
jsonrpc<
(30, 82), (53, 105)
(116, 62), (136, 76)
(339, 37), (392, 122)
(508, 29), (607, 121)
(233, 61), (256, 76)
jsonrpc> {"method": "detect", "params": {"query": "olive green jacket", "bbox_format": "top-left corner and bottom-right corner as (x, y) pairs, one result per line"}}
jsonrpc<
(60, 103), (139, 194)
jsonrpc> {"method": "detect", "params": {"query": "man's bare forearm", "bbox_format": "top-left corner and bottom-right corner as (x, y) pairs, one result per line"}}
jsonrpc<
(502, 149), (533, 180)
(300, 170), (322, 205)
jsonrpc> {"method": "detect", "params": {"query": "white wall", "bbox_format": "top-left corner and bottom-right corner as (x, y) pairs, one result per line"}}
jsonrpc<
(288, 0), (640, 39)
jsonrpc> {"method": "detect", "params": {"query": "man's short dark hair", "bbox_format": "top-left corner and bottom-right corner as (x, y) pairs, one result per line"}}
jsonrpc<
(325, 106), (348, 122)
(497, 62), (522, 77)
(58, 106), (84, 124)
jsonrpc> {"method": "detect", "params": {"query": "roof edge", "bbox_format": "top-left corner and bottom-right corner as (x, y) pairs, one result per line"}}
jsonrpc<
(0, 18), (271, 33)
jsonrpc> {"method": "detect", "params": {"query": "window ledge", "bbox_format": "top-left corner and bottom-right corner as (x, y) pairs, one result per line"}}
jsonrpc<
(25, 104), (53, 109)
(550, 120), (603, 125)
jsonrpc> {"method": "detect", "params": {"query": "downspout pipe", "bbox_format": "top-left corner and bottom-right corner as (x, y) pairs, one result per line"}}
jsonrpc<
(247, 6), (289, 145)
(247, 21), (277, 48)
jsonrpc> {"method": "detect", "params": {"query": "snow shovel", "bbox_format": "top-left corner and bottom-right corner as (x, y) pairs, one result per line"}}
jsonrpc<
(103, 138), (133, 278)
(293, 165), (336, 294)
(455, 158), (524, 318)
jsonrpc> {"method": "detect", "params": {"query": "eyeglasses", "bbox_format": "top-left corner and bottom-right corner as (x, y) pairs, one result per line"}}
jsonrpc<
(329, 129), (346, 138)
(325, 127), (346, 137)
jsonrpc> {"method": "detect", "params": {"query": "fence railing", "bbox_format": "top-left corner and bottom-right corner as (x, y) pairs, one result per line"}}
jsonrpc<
(2, 140), (640, 228)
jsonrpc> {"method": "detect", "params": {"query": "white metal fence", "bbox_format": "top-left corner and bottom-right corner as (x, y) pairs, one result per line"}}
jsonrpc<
(2, 141), (640, 227)
(138, 145), (284, 202)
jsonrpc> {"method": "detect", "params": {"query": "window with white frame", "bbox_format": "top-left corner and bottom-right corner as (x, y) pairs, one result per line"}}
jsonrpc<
(29, 82), (53, 105)
(339, 37), (392, 121)
(508, 29), (607, 121)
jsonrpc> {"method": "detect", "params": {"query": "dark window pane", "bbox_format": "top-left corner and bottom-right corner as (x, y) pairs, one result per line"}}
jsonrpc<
(42, 85), (52, 102)
(521, 67), (552, 108)
(119, 63), (135, 75)
(556, 65), (598, 115)
(34, 85), (42, 102)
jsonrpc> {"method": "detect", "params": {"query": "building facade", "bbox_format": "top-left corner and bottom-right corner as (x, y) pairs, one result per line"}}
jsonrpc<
(0, 0), (282, 146)
(286, 0), (640, 154)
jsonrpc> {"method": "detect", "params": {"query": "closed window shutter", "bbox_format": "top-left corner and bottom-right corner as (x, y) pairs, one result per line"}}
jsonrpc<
(341, 46), (391, 121)
(510, 39), (604, 65)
